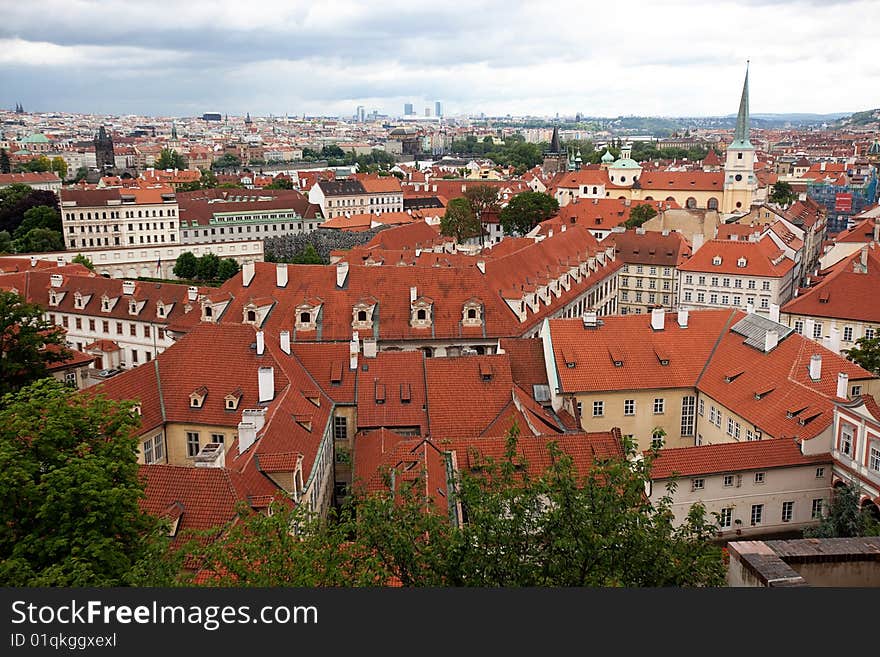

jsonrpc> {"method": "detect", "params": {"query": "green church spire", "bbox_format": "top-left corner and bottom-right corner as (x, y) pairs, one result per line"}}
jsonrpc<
(731, 61), (753, 149)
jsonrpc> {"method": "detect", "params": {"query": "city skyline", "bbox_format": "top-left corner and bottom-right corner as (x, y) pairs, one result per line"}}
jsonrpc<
(1, 1), (878, 119)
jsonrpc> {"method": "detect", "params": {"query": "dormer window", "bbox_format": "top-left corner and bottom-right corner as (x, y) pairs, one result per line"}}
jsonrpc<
(417, 309), (426, 320)
(224, 389), (242, 411)
(74, 292), (85, 309)
(247, 310), (257, 322)
(157, 303), (166, 318)
(712, 256), (722, 266)
(737, 257), (747, 268)
(462, 300), (483, 327)
(358, 310), (367, 321)
(190, 386), (208, 408)
(128, 300), (138, 315)
(49, 291), (58, 306)
(102, 296), (111, 312)
(295, 301), (321, 331)
(410, 298), (433, 328)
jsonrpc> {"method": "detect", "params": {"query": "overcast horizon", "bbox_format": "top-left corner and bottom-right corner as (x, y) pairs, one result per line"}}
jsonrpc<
(1, 0), (877, 120)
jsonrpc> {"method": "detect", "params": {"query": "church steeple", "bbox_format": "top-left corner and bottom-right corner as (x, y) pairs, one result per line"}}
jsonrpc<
(549, 126), (561, 153)
(731, 61), (752, 149)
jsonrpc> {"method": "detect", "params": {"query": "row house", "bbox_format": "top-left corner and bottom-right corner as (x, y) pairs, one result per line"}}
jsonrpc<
(60, 186), (179, 251)
(0, 269), (200, 371)
(168, 223), (620, 358)
(177, 189), (324, 245)
(819, 215), (879, 269)
(541, 308), (879, 453)
(309, 176), (403, 219)
(0, 171), (62, 193)
(608, 227), (692, 316)
(677, 236), (798, 315)
(829, 395), (880, 517)
(781, 245), (880, 355)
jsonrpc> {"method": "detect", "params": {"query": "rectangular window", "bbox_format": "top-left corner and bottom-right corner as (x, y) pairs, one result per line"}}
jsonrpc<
(727, 418), (735, 436)
(698, 398), (704, 416)
(211, 433), (225, 444)
(576, 401), (583, 418)
(116, 322), (123, 335)
(691, 478), (704, 491)
(75, 317), (82, 330)
(684, 291), (692, 302)
(754, 472), (765, 484)
(334, 416), (348, 441)
(840, 425), (853, 456)
(130, 324), (137, 336)
(153, 434), (164, 462)
(871, 446), (880, 472)
(710, 293), (718, 304)
(143, 439), (153, 464)
(751, 504), (763, 526)
(131, 349), (139, 363)
(653, 398), (664, 414)
(811, 498), (824, 519)
(697, 292), (705, 303)
(815, 467), (825, 478)
(681, 395), (695, 437)
(144, 325), (150, 338)
(719, 507), (733, 529)
(88, 319), (95, 331)
(843, 326), (853, 342)
(746, 429), (754, 441)
(624, 399), (635, 416)
(866, 328), (876, 340)
(852, 385), (861, 397)
(102, 320), (109, 333)
(813, 322), (823, 339)
(711, 277), (719, 287)
(733, 422), (740, 440)
(734, 279), (742, 288)
(723, 474), (734, 487)
(762, 281), (771, 291)
(748, 280), (756, 290)
(782, 501), (793, 522)
(592, 401), (604, 417)
(698, 276), (706, 285)
(794, 320), (803, 334)
(186, 431), (200, 457)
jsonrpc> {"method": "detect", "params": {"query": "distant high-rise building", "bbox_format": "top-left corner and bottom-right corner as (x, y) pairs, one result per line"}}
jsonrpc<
(435, 101), (442, 118)
(357, 105), (366, 122)
(425, 107), (431, 117)
(404, 103), (414, 116)
(94, 126), (115, 171)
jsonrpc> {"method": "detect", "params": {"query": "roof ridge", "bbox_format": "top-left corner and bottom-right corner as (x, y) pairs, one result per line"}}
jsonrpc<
(694, 309), (739, 388)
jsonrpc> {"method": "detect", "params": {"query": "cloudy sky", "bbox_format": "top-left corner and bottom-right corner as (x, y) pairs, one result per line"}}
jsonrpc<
(0, 0), (877, 119)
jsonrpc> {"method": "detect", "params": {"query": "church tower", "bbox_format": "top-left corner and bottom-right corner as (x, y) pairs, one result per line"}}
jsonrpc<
(542, 126), (567, 174)
(94, 126), (115, 172)
(722, 63), (757, 214)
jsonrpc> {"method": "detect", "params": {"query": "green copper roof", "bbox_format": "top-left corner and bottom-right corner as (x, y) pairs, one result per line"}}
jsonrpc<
(21, 133), (49, 143)
(601, 149), (614, 162)
(611, 158), (641, 169)
(730, 63), (753, 150)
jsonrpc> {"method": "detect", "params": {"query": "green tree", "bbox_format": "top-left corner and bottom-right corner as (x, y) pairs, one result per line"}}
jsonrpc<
(321, 144), (345, 159)
(17, 155), (51, 173)
(196, 252), (220, 281)
(292, 243), (323, 264)
(464, 185), (500, 245)
(211, 153), (242, 170)
(0, 149), (10, 174)
(499, 192), (559, 236)
(624, 203), (659, 229)
(13, 227), (64, 253)
(73, 167), (89, 182)
(199, 168), (218, 188)
(0, 185), (60, 235)
(154, 148), (187, 170)
(216, 257), (240, 282)
(50, 156), (68, 180)
(71, 253), (95, 271)
(0, 231), (11, 254)
(266, 177), (294, 190)
(845, 336), (880, 375)
(173, 251), (198, 280)
(13, 205), (61, 239)
(440, 197), (480, 242)
(769, 181), (798, 206)
(0, 290), (70, 398)
(804, 484), (880, 538)
(0, 379), (157, 585)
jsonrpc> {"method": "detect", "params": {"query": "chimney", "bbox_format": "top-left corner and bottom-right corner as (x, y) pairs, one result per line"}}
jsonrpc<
(805, 318), (816, 341)
(874, 219), (879, 243)
(242, 261), (255, 287)
(582, 310), (598, 327)
(258, 366), (274, 402)
(122, 280), (135, 295)
(50, 273), (63, 288)
(187, 285), (198, 301)
(476, 260), (486, 274)
(837, 372), (849, 399)
(809, 354), (822, 381)
(336, 261), (349, 288)
(746, 302), (755, 315)
(820, 161), (826, 171)
(769, 303), (780, 323)
(349, 337), (359, 370)
(194, 442), (225, 468)
(861, 246), (869, 270)
(30, 256), (37, 267)
(692, 233), (704, 251)
(548, 229), (554, 238)
(826, 326), (841, 354)
(256, 330), (265, 356)
(677, 308), (689, 328)
(764, 330), (779, 352)
(276, 263), (288, 288)
(280, 330), (290, 355)
(56, 256), (64, 267)
(237, 409), (267, 454)
(410, 286), (418, 303)
(363, 338), (378, 358)
(651, 307), (665, 331)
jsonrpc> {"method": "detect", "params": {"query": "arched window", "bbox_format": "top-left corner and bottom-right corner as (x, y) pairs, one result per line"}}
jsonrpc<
(300, 312), (310, 324)
(358, 310), (367, 322)
(707, 197), (719, 210)
(666, 196), (675, 202)
(686, 197), (697, 209)
(417, 309), (427, 321)
(592, 187), (598, 194)
(205, 306), (213, 317)
(467, 308), (477, 319)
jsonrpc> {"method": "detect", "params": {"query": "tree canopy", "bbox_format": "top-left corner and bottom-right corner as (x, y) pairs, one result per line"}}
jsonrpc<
(0, 290), (71, 399)
(845, 336), (880, 376)
(769, 181), (798, 206)
(154, 148), (187, 170)
(211, 153), (242, 170)
(0, 379), (158, 585)
(172, 251), (240, 284)
(499, 192), (559, 236)
(71, 253), (95, 271)
(440, 197), (481, 242)
(804, 483), (880, 538)
(624, 203), (658, 229)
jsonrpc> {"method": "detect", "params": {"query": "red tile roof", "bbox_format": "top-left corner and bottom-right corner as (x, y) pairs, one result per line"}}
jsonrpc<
(356, 351), (428, 434)
(648, 439), (830, 480)
(678, 236), (795, 277)
(0, 172), (61, 185)
(630, 171), (724, 192)
(608, 229), (692, 267)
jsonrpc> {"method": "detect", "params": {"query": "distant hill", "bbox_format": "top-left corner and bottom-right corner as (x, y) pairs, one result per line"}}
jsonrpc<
(835, 108), (880, 127)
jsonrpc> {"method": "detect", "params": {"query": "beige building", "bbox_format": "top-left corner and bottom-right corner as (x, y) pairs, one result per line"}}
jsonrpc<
(611, 228), (692, 315)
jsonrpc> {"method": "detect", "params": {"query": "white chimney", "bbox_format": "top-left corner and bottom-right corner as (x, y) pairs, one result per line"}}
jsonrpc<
(242, 261), (255, 287)
(764, 330), (779, 352)
(30, 256), (37, 267)
(476, 260), (486, 274)
(276, 263), (288, 288)
(56, 256), (64, 267)
(194, 442), (225, 468)
(243, 407), (266, 433)
(805, 318), (816, 341)
(582, 310), (598, 327)
(280, 330), (290, 354)
(692, 233), (704, 251)
(826, 326), (841, 354)
(410, 286), (418, 303)
(746, 302), (754, 315)
(336, 261), (349, 288)
(258, 366), (274, 402)
(363, 338), (378, 358)
(873, 219), (879, 243)
(349, 337), (359, 371)
(50, 273), (63, 288)
(809, 354), (822, 381)
(677, 308), (689, 328)
(187, 285), (198, 301)
(121, 280), (135, 295)
(256, 330), (265, 356)
(237, 421), (257, 454)
(837, 372), (849, 399)
(769, 303), (780, 323)
(861, 246), (869, 269)
(651, 307), (665, 331)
